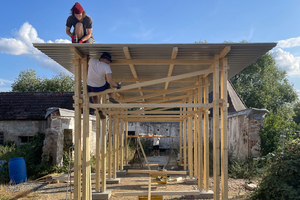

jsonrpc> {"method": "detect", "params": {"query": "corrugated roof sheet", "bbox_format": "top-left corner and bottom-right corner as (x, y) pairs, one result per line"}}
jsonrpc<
(33, 43), (276, 101)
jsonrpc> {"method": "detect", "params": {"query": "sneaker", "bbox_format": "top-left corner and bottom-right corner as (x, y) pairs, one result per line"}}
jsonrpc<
(109, 98), (119, 104)
(98, 110), (106, 119)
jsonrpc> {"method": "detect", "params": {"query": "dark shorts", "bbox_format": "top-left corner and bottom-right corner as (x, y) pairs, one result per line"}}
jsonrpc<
(88, 82), (110, 92)
(153, 145), (159, 150)
(84, 37), (95, 43)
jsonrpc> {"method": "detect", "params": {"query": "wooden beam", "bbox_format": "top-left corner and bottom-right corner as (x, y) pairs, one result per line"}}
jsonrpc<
(113, 190), (213, 197)
(101, 117), (107, 191)
(70, 46), (83, 59)
(106, 110), (198, 115)
(89, 68), (214, 96)
(125, 121), (128, 164)
(213, 55), (220, 200)
(113, 116), (117, 179)
(203, 77), (210, 191)
(193, 94), (197, 178)
(90, 103), (213, 109)
(123, 47), (144, 100)
(119, 85), (197, 103)
(108, 115), (112, 178)
(127, 170), (187, 175)
(113, 78), (198, 82)
(120, 119), (124, 170)
(73, 57), (82, 200)
(164, 47), (178, 95)
(183, 109), (187, 170)
(125, 118), (183, 122)
(95, 113), (101, 192)
(187, 94), (193, 178)
(221, 58), (228, 200)
(219, 46), (231, 59)
(110, 59), (213, 65)
(82, 55), (91, 200)
(198, 76), (204, 191)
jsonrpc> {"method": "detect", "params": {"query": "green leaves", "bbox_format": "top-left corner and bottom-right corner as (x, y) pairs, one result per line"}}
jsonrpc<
(11, 69), (75, 92)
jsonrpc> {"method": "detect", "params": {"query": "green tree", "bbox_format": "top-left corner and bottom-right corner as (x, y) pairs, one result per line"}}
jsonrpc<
(12, 69), (74, 92)
(293, 101), (300, 125)
(230, 53), (298, 118)
(11, 69), (42, 92)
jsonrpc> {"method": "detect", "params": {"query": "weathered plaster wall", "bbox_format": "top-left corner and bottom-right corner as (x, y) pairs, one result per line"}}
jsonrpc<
(0, 120), (48, 144)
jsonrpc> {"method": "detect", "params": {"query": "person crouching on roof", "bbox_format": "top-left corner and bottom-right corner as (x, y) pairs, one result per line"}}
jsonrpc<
(87, 52), (121, 119)
(66, 2), (95, 43)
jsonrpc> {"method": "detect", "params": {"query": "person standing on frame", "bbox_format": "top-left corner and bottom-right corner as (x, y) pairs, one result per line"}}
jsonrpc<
(153, 133), (160, 157)
(66, 2), (95, 43)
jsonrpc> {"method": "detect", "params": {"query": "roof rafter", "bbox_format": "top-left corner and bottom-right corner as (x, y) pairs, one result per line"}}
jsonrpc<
(123, 47), (145, 101)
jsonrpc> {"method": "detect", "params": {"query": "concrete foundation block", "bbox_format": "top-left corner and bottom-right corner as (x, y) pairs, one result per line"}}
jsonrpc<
(193, 190), (214, 199)
(116, 170), (126, 177)
(92, 190), (111, 200)
(123, 164), (130, 171)
(185, 178), (198, 185)
(106, 178), (120, 184)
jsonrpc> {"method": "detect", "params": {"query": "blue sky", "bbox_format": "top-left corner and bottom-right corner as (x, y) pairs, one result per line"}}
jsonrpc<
(1, 0), (300, 95)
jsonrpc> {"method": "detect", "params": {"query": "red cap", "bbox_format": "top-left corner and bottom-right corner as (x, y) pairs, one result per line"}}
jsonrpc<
(72, 2), (84, 14)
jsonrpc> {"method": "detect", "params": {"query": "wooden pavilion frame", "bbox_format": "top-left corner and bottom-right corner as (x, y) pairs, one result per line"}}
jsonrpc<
(33, 43), (276, 200)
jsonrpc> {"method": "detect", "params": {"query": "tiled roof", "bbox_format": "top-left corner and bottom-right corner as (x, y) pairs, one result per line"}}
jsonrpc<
(0, 92), (75, 120)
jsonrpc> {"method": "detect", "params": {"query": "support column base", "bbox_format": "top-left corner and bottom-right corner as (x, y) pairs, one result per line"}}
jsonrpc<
(123, 164), (130, 171)
(92, 190), (112, 200)
(116, 170), (126, 177)
(106, 178), (120, 184)
(185, 178), (198, 185)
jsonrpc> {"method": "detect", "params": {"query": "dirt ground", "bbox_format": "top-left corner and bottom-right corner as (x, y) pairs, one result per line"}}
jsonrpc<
(0, 156), (254, 200)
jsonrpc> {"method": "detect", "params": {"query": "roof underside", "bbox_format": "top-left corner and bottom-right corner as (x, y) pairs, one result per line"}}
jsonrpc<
(33, 43), (276, 102)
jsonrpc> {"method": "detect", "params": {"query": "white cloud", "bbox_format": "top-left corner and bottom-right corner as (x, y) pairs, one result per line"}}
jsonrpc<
(131, 20), (154, 40)
(0, 22), (72, 75)
(272, 48), (300, 76)
(0, 78), (13, 84)
(0, 82), (4, 86)
(278, 36), (300, 48)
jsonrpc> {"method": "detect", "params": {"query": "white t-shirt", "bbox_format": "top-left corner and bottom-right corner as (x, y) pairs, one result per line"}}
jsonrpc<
(153, 137), (160, 146)
(87, 57), (112, 87)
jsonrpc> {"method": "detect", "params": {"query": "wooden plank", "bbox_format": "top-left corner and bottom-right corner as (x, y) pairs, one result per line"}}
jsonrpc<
(73, 57), (82, 200)
(198, 76), (204, 191)
(123, 47), (144, 100)
(95, 113), (101, 192)
(221, 58), (228, 200)
(124, 115), (184, 118)
(219, 46), (231, 59)
(113, 78), (198, 83)
(135, 132), (151, 170)
(120, 119), (124, 170)
(70, 46), (83, 59)
(187, 94), (193, 178)
(107, 110), (198, 115)
(82, 55), (91, 200)
(108, 115), (112, 178)
(127, 170), (187, 175)
(203, 77), (210, 191)
(113, 116), (117, 178)
(119, 84), (197, 103)
(179, 118), (182, 157)
(125, 121), (128, 164)
(164, 47), (178, 94)
(114, 190), (213, 197)
(101, 117), (107, 191)
(90, 103), (213, 109)
(116, 116), (120, 171)
(183, 113), (187, 171)
(193, 94), (197, 178)
(89, 68), (214, 96)
(110, 59), (213, 65)
(213, 55), (220, 200)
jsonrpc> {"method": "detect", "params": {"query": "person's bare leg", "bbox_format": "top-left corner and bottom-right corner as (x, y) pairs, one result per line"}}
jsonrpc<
(157, 150), (160, 156)
(74, 22), (84, 40)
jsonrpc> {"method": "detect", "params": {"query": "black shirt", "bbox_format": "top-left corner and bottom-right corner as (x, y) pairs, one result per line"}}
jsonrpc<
(66, 15), (94, 39)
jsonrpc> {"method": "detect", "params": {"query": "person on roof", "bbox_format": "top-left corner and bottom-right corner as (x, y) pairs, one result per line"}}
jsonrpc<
(87, 52), (121, 119)
(66, 2), (95, 43)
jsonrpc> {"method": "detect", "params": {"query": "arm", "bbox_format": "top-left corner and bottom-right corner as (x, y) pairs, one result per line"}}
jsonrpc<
(80, 28), (92, 42)
(106, 73), (118, 87)
(66, 26), (73, 37)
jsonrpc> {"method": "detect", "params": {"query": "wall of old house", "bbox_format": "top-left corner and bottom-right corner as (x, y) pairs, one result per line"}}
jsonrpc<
(0, 120), (48, 144)
(42, 110), (97, 166)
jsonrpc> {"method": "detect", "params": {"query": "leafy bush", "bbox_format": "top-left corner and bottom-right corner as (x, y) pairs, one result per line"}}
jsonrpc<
(229, 156), (256, 179)
(251, 139), (300, 200)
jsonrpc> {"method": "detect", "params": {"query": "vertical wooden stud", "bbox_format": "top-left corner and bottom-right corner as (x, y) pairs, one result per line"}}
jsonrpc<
(198, 76), (204, 191)
(120, 119), (124, 170)
(95, 113), (101, 192)
(194, 93), (198, 178)
(108, 115), (112, 178)
(221, 58), (228, 200)
(213, 55), (220, 200)
(73, 57), (82, 200)
(204, 77), (210, 191)
(113, 116), (117, 178)
(101, 117), (107, 191)
(125, 121), (128, 164)
(188, 94), (193, 178)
